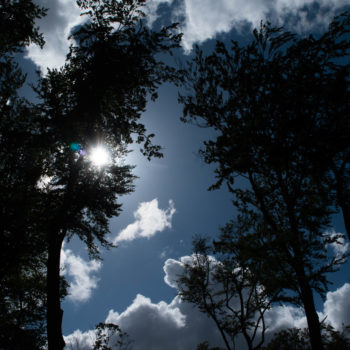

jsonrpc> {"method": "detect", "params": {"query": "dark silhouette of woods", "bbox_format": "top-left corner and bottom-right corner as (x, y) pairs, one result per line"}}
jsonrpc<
(262, 324), (350, 350)
(179, 13), (350, 350)
(1, 0), (350, 349)
(1, 0), (182, 349)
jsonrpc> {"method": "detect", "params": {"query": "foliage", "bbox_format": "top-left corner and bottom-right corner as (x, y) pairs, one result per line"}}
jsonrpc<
(0, 1), (49, 349)
(0, 0), (46, 55)
(33, 0), (183, 256)
(179, 12), (350, 350)
(263, 324), (350, 350)
(0, 0), (183, 349)
(180, 13), (350, 240)
(178, 237), (273, 350)
(92, 323), (133, 350)
(29, 0), (183, 349)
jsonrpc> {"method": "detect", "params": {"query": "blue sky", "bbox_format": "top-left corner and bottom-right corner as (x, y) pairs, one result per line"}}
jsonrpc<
(22, 1), (350, 349)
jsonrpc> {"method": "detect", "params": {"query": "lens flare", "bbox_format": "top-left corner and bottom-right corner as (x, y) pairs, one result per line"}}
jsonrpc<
(70, 142), (81, 151)
(90, 145), (110, 167)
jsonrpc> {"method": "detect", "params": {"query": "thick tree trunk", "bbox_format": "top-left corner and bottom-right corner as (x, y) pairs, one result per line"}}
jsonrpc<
(295, 265), (323, 350)
(47, 232), (65, 350)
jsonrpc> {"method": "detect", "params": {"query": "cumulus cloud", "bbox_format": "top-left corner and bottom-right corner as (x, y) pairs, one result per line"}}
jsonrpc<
(65, 294), (226, 350)
(26, 0), (84, 71)
(61, 245), (102, 303)
(322, 283), (350, 329)
(64, 329), (96, 350)
(64, 255), (350, 349)
(264, 305), (307, 333)
(163, 255), (192, 288)
(112, 198), (176, 244)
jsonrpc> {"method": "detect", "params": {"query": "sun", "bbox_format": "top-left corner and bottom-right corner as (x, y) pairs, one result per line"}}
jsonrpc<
(89, 145), (110, 167)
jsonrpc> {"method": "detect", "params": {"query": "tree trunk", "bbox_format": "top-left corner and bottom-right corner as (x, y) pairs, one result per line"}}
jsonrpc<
(47, 231), (65, 350)
(295, 265), (323, 350)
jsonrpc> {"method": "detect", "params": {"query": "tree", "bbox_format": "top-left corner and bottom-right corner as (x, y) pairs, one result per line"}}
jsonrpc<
(0, 0), (45, 55)
(178, 237), (273, 350)
(263, 328), (311, 350)
(92, 323), (133, 350)
(66, 323), (132, 350)
(31, 1), (182, 349)
(263, 324), (350, 350)
(0, 1), (49, 348)
(179, 13), (350, 350)
(322, 323), (350, 349)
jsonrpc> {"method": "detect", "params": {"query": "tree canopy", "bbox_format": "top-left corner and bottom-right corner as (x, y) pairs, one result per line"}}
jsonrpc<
(1, 0), (183, 349)
(178, 237), (273, 350)
(179, 12), (350, 350)
(0, 1), (49, 348)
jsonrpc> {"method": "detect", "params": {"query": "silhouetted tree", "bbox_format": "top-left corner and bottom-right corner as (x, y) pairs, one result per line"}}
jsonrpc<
(179, 13), (350, 350)
(263, 324), (350, 350)
(0, 0), (45, 55)
(92, 323), (133, 350)
(32, 1), (182, 349)
(66, 323), (132, 350)
(0, 1), (49, 348)
(178, 237), (273, 350)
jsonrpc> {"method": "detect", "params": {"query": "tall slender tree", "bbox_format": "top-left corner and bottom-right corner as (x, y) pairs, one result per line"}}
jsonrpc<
(179, 14), (350, 350)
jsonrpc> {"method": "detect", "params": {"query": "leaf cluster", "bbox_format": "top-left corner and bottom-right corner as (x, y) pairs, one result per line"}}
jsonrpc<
(0, 2), (50, 348)
(92, 322), (133, 350)
(263, 324), (350, 350)
(31, 0), (183, 256)
(0, 0), (46, 55)
(178, 13), (350, 350)
(179, 10), (350, 303)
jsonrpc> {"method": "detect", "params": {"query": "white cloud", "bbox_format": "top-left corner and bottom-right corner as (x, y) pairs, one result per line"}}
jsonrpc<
(163, 255), (191, 288)
(264, 305), (307, 333)
(61, 245), (102, 303)
(64, 329), (96, 350)
(322, 283), (350, 329)
(27, 0), (84, 72)
(113, 198), (176, 244)
(65, 293), (226, 350)
(65, 256), (350, 350)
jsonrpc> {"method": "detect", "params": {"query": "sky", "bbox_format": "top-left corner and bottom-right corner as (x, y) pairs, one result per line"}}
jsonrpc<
(21, 0), (350, 349)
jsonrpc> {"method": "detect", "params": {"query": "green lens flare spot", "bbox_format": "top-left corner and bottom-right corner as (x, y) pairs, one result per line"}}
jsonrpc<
(70, 142), (81, 151)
